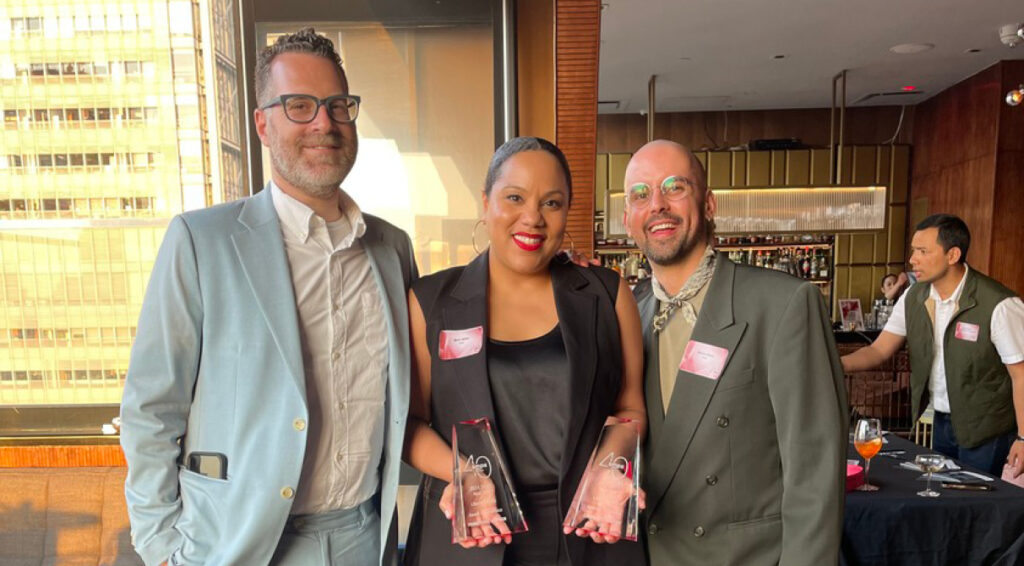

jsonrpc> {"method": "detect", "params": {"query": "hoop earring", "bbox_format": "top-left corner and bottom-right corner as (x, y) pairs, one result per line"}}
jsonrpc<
(564, 231), (576, 256)
(472, 219), (487, 255)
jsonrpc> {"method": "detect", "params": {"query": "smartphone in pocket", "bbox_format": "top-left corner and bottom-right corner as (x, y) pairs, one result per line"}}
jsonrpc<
(187, 452), (228, 480)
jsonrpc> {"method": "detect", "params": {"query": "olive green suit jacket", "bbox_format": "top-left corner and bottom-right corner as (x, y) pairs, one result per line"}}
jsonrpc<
(634, 255), (848, 566)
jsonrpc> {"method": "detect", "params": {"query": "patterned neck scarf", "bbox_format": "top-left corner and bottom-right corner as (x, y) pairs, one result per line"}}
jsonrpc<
(651, 246), (717, 333)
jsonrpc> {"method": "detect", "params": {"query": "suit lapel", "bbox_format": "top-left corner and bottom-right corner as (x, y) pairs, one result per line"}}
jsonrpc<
(444, 252), (496, 422)
(637, 288), (664, 443)
(361, 219), (405, 393)
(550, 261), (599, 484)
(646, 256), (747, 514)
(231, 187), (305, 397)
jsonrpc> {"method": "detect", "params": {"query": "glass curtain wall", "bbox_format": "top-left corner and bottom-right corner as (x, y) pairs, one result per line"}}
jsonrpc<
(0, 0), (246, 417)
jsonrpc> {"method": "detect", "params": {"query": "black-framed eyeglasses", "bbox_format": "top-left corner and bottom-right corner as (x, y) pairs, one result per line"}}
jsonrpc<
(626, 175), (698, 208)
(260, 94), (361, 123)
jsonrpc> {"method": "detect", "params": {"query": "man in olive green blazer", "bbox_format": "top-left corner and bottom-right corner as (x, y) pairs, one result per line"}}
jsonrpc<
(624, 141), (848, 566)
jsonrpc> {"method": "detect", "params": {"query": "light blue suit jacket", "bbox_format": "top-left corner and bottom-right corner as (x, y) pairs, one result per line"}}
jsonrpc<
(120, 187), (416, 566)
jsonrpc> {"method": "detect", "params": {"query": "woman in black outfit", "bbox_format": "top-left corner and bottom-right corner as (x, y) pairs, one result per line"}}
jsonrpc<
(402, 137), (647, 566)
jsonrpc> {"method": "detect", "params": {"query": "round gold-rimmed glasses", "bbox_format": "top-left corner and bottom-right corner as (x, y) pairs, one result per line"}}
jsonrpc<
(626, 175), (697, 209)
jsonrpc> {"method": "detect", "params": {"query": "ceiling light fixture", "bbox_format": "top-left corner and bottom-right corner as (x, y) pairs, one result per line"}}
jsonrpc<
(1007, 85), (1024, 107)
(889, 43), (934, 54)
(999, 24), (1022, 47)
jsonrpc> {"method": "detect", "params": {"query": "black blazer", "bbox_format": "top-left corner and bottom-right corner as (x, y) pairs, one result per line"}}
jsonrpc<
(403, 252), (646, 566)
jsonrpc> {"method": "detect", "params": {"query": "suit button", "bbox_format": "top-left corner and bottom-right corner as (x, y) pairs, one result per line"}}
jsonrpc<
(648, 523), (659, 535)
(716, 416), (730, 428)
(694, 526), (705, 537)
(293, 418), (306, 431)
(706, 475), (718, 486)
(281, 486), (295, 499)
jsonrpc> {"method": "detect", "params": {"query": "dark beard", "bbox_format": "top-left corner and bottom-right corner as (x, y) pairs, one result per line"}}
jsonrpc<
(639, 215), (707, 266)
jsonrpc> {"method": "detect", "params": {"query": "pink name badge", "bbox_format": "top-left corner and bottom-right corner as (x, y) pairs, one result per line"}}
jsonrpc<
(679, 340), (730, 380)
(954, 322), (980, 342)
(439, 326), (484, 360)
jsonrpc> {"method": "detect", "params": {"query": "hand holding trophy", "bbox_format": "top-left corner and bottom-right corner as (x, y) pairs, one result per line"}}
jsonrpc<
(448, 418), (528, 547)
(563, 417), (642, 543)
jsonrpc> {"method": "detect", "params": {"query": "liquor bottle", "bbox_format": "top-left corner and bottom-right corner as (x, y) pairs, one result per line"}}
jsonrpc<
(818, 249), (830, 279)
(801, 248), (811, 279)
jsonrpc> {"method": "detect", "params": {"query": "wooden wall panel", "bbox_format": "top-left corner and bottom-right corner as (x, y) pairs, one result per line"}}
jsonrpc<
(991, 61), (1024, 294)
(706, 152), (731, 188)
(911, 63), (1000, 271)
(0, 445), (125, 468)
(992, 151), (1024, 294)
(785, 150), (810, 185)
(554, 0), (601, 256)
(517, 0), (555, 140)
(731, 152), (748, 187)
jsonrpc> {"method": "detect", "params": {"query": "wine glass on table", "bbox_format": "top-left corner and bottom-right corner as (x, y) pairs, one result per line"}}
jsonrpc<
(914, 454), (944, 498)
(853, 418), (882, 491)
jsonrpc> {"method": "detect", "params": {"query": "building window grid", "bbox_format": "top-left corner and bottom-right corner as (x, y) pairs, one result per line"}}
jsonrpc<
(1, 0), (243, 408)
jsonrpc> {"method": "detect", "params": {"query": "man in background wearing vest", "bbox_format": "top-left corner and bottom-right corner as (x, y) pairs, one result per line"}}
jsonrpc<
(842, 214), (1024, 477)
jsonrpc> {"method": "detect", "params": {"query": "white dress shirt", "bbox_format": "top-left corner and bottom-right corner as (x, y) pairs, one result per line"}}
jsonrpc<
(884, 266), (1024, 412)
(271, 182), (388, 514)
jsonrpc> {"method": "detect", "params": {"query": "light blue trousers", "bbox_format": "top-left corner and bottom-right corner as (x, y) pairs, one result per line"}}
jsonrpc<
(269, 499), (380, 566)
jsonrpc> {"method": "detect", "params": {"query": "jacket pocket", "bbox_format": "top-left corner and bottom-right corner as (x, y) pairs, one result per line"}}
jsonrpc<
(717, 368), (755, 393)
(174, 468), (228, 564)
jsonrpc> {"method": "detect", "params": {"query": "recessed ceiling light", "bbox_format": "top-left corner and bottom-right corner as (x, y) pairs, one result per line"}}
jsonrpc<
(772, 54), (786, 59)
(890, 43), (934, 54)
(965, 48), (981, 53)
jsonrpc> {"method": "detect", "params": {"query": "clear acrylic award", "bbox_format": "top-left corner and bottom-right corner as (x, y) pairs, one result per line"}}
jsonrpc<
(451, 418), (528, 544)
(563, 416), (641, 542)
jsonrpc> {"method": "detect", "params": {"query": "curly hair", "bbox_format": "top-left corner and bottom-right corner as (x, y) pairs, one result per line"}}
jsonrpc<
(255, 27), (345, 105)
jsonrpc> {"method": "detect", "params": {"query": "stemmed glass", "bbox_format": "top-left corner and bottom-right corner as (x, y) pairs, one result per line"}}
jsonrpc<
(914, 454), (944, 498)
(853, 418), (882, 491)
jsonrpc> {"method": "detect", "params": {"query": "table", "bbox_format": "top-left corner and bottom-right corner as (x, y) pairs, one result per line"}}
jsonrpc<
(842, 434), (1024, 566)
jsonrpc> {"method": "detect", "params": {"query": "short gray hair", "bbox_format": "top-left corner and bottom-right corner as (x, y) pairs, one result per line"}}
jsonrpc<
(255, 28), (345, 105)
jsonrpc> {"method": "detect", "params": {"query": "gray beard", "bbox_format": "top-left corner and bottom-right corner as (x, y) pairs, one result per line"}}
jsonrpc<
(270, 148), (348, 199)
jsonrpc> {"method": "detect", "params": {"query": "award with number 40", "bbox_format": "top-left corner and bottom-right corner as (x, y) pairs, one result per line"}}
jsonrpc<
(451, 418), (528, 544)
(563, 417), (641, 542)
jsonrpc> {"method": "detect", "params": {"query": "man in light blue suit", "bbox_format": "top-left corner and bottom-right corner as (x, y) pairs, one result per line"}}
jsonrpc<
(120, 29), (417, 566)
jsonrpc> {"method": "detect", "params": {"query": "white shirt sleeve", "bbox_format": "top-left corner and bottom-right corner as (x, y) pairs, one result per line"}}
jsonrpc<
(991, 297), (1024, 365)
(882, 287), (910, 337)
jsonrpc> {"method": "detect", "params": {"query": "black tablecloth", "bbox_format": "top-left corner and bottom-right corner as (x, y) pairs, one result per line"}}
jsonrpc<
(842, 434), (1024, 566)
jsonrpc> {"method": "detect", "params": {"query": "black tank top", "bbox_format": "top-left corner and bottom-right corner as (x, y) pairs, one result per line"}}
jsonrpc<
(487, 324), (570, 491)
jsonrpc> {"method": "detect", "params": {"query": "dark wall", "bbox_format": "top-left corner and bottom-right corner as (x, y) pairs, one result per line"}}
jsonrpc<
(911, 60), (1024, 294)
(596, 106), (914, 153)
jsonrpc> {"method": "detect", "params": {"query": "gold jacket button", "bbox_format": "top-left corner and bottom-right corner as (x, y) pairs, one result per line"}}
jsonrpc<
(281, 486), (295, 499)
(706, 474), (718, 486)
(716, 416), (730, 428)
(648, 523), (659, 535)
(694, 526), (705, 537)
(293, 419), (306, 431)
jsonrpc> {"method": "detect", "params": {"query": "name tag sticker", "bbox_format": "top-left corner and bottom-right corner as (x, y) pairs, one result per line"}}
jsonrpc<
(955, 322), (980, 342)
(679, 340), (730, 380)
(439, 326), (484, 360)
